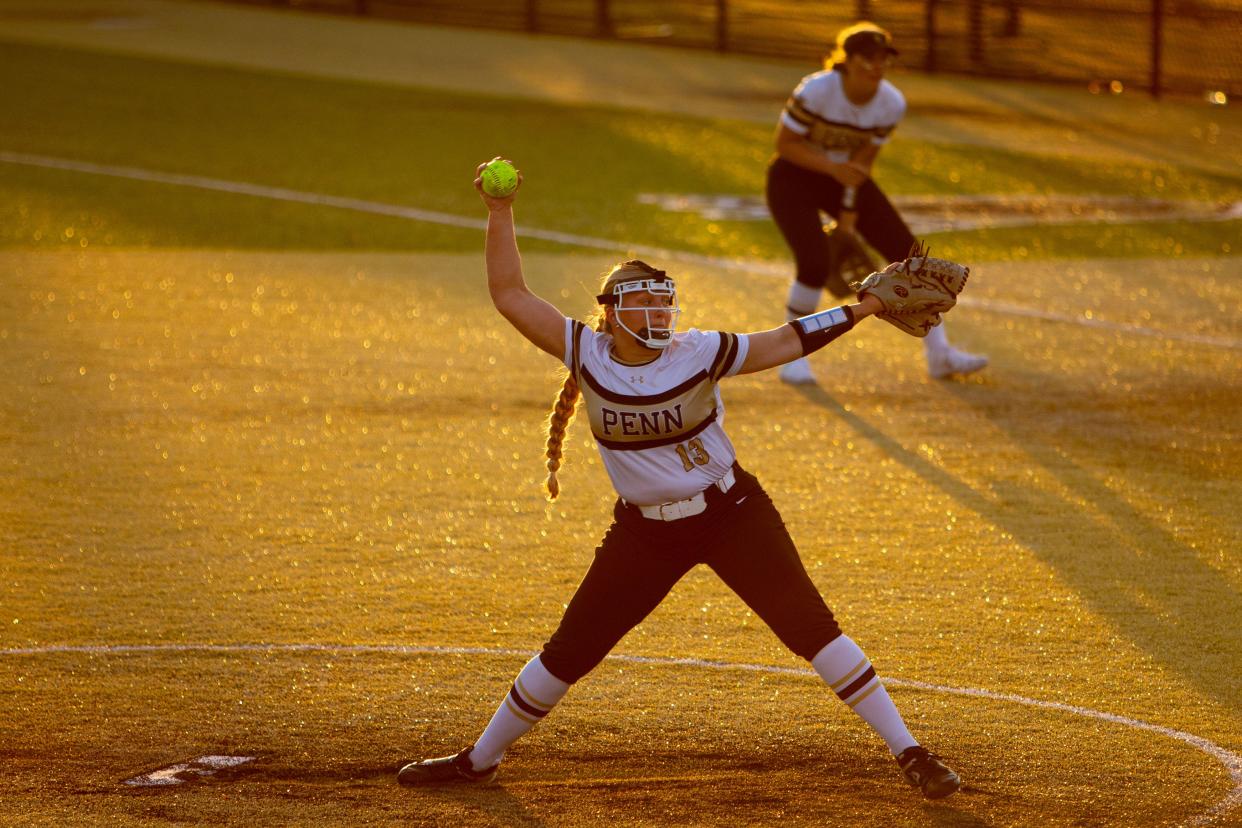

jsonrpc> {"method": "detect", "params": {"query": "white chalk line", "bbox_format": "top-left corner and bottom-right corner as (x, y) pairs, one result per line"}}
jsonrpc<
(3, 642), (1239, 825)
(2, 150), (1239, 351)
(637, 191), (1242, 230)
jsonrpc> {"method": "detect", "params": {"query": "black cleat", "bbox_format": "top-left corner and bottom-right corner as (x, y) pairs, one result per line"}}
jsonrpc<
(397, 746), (498, 786)
(896, 745), (961, 800)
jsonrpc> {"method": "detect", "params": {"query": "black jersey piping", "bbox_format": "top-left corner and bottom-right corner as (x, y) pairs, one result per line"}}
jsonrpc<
(580, 365), (711, 406)
(786, 98), (896, 137)
(570, 320), (585, 379)
(711, 333), (740, 381)
(708, 332), (732, 380)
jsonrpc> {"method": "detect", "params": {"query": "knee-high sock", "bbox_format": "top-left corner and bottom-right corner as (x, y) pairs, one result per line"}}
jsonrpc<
(469, 655), (570, 770)
(923, 322), (950, 354)
(786, 281), (822, 321)
(811, 635), (917, 755)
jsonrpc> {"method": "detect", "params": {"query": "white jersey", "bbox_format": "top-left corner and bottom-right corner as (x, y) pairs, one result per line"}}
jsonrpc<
(780, 70), (906, 164)
(563, 319), (750, 506)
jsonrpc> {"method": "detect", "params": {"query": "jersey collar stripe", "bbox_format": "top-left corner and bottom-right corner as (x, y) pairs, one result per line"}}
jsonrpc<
(580, 365), (711, 405)
(595, 409), (717, 451)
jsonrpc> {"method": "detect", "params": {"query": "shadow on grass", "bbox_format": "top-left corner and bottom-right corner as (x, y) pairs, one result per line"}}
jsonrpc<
(411, 784), (549, 827)
(791, 383), (1241, 711)
(245, 763), (549, 825)
(922, 801), (994, 827)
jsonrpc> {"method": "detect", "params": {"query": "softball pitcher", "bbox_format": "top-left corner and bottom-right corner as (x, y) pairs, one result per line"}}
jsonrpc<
(396, 160), (965, 800)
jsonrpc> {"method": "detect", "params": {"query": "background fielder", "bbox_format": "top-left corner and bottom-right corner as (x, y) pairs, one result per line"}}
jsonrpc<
(766, 22), (989, 384)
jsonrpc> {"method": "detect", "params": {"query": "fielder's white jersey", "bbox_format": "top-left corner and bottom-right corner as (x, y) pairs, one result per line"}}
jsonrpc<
(563, 319), (750, 506)
(780, 70), (906, 163)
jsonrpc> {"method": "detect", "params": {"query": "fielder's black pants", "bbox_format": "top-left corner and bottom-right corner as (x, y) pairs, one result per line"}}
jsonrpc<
(540, 466), (842, 684)
(765, 156), (916, 297)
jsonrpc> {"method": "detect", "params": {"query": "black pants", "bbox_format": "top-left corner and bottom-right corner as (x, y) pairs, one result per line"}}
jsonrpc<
(540, 466), (842, 684)
(766, 156), (916, 297)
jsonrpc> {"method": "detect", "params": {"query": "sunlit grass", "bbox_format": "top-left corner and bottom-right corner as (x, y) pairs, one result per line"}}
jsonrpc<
(0, 40), (1238, 263)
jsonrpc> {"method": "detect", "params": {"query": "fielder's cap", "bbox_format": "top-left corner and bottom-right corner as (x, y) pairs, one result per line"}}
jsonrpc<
(843, 28), (898, 58)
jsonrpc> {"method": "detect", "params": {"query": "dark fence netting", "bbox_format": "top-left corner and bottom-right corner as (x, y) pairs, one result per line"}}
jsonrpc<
(228, 0), (1242, 98)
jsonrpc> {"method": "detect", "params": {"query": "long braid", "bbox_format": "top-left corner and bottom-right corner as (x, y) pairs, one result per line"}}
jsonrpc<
(544, 311), (608, 500)
(543, 372), (580, 500)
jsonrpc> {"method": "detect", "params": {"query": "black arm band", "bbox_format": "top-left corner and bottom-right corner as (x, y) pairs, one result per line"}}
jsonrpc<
(790, 305), (856, 356)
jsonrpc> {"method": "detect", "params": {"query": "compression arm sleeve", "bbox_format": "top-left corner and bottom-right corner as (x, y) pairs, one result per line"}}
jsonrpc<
(789, 305), (856, 356)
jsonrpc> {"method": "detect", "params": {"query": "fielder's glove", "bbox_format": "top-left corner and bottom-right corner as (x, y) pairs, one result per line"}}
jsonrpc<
(854, 243), (970, 338)
(824, 226), (879, 299)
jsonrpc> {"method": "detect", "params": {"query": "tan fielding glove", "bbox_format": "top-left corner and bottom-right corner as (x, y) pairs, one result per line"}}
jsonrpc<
(854, 243), (971, 338)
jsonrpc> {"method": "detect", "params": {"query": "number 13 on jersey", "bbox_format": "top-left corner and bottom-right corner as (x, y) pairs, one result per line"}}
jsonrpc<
(675, 438), (711, 471)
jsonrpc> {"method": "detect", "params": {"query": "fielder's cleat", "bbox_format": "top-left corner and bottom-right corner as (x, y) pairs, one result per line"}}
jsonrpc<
(396, 746), (498, 786)
(926, 346), (988, 380)
(779, 357), (817, 385)
(896, 745), (961, 800)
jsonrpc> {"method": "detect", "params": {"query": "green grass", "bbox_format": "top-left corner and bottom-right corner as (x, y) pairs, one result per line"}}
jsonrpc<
(923, 220), (1239, 261)
(1, 40), (1238, 261)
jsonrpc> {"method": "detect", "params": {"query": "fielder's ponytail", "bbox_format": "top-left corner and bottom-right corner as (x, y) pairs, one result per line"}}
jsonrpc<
(824, 21), (891, 71)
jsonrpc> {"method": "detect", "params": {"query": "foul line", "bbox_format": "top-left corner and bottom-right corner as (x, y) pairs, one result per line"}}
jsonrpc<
(3, 642), (1239, 825)
(3, 150), (1239, 351)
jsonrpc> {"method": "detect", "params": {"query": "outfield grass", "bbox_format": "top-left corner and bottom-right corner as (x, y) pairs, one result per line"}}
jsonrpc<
(1, 40), (1239, 262)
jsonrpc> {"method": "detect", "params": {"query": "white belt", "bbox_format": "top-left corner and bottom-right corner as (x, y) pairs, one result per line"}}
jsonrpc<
(635, 468), (737, 522)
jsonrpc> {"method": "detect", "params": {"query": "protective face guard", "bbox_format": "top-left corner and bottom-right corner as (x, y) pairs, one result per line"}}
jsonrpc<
(596, 276), (682, 350)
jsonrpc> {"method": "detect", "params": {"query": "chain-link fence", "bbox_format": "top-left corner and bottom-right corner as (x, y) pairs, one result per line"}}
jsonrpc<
(234, 0), (1242, 98)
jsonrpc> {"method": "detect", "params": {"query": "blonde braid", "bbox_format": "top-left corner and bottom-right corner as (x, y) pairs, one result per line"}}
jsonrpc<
(544, 310), (608, 500)
(543, 373), (579, 500)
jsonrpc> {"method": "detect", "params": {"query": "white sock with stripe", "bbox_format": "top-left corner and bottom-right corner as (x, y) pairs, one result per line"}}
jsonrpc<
(811, 635), (917, 755)
(469, 655), (570, 771)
